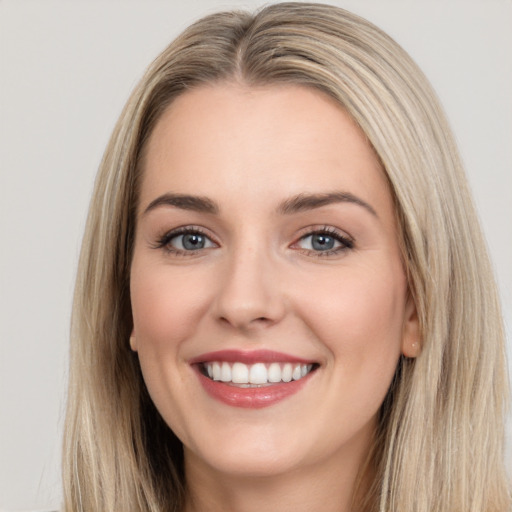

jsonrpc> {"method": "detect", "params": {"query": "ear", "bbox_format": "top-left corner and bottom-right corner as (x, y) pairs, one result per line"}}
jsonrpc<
(401, 293), (421, 358)
(129, 330), (138, 352)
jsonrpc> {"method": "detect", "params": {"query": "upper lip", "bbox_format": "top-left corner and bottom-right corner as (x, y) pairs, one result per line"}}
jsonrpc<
(189, 349), (317, 365)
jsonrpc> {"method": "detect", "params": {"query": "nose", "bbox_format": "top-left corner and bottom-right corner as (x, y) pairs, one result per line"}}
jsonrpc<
(212, 243), (286, 332)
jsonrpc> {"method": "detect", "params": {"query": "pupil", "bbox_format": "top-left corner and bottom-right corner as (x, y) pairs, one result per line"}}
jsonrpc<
(312, 234), (334, 251)
(183, 233), (205, 250)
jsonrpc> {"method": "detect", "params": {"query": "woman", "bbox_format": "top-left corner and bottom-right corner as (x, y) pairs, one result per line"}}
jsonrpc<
(63, 3), (510, 511)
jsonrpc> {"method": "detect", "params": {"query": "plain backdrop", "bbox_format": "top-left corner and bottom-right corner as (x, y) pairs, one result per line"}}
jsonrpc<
(1, 0), (511, 509)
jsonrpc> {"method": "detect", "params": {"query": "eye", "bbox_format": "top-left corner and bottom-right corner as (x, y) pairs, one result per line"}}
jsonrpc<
(170, 232), (215, 251)
(294, 228), (353, 256)
(155, 227), (217, 255)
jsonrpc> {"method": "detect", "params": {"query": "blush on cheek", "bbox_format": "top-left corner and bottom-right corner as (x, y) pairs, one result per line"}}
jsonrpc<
(315, 281), (402, 337)
(299, 279), (406, 398)
(131, 272), (204, 349)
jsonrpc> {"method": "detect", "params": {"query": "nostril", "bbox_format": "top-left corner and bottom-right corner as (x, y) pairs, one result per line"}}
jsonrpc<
(251, 316), (275, 327)
(218, 315), (273, 330)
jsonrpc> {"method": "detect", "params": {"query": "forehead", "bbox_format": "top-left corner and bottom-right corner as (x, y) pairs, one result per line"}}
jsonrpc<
(140, 82), (393, 221)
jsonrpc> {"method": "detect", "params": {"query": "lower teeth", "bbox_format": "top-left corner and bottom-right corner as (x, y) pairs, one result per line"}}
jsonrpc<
(226, 382), (274, 388)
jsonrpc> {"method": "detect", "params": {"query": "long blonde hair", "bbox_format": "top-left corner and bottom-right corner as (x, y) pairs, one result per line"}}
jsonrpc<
(63, 3), (510, 511)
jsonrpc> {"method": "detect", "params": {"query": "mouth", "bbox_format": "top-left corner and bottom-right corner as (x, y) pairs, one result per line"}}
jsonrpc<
(190, 350), (319, 408)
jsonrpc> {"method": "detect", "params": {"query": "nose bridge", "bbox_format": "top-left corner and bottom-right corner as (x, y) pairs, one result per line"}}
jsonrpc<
(214, 233), (285, 330)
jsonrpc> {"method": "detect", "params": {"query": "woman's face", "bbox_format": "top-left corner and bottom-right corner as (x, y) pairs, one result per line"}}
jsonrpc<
(130, 83), (418, 478)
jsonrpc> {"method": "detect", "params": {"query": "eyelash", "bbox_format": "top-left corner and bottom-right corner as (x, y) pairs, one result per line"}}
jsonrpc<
(153, 226), (216, 257)
(153, 225), (354, 258)
(295, 226), (354, 257)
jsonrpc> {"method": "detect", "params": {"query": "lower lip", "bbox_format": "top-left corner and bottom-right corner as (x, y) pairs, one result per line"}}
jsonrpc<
(194, 368), (313, 409)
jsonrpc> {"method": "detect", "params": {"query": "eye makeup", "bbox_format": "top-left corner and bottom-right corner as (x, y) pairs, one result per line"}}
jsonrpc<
(151, 223), (354, 259)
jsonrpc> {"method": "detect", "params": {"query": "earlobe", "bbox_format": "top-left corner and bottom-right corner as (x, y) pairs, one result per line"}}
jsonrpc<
(403, 339), (421, 358)
(401, 294), (421, 358)
(129, 332), (138, 352)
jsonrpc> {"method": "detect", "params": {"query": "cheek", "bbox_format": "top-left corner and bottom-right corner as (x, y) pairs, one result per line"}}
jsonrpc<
(129, 262), (209, 439)
(130, 262), (211, 353)
(297, 263), (406, 365)
(304, 265), (407, 428)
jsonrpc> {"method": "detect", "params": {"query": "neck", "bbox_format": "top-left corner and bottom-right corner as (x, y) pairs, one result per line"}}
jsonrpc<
(183, 437), (375, 512)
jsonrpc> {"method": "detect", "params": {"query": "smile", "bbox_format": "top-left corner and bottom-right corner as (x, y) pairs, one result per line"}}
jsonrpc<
(201, 361), (314, 386)
(191, 350), (319, 408)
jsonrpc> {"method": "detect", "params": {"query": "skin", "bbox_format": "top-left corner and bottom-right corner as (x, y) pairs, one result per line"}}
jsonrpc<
(130, 82), (419, 512)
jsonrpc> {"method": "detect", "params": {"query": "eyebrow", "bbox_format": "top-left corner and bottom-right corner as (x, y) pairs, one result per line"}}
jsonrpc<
(143, 193), (219, 215)
(142, 191), (377, 217)
(277, 192), (378, 217)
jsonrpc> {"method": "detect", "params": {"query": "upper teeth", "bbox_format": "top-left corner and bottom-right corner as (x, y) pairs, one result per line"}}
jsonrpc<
(204, 362), (313, 385)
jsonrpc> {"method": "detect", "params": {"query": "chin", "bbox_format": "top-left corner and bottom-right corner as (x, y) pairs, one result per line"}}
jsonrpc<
(184, 426), (310, 478)
(195, 447), (303, 478)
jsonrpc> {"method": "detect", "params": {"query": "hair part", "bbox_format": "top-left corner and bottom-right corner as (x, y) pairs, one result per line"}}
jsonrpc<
(63, 3), (511, 511)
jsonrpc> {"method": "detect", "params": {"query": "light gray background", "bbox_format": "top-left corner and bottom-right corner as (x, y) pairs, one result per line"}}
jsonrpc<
(1, 1), (511, 509)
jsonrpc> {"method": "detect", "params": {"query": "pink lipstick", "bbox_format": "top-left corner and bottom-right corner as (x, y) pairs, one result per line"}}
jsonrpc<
(191, 350), (318, 409)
